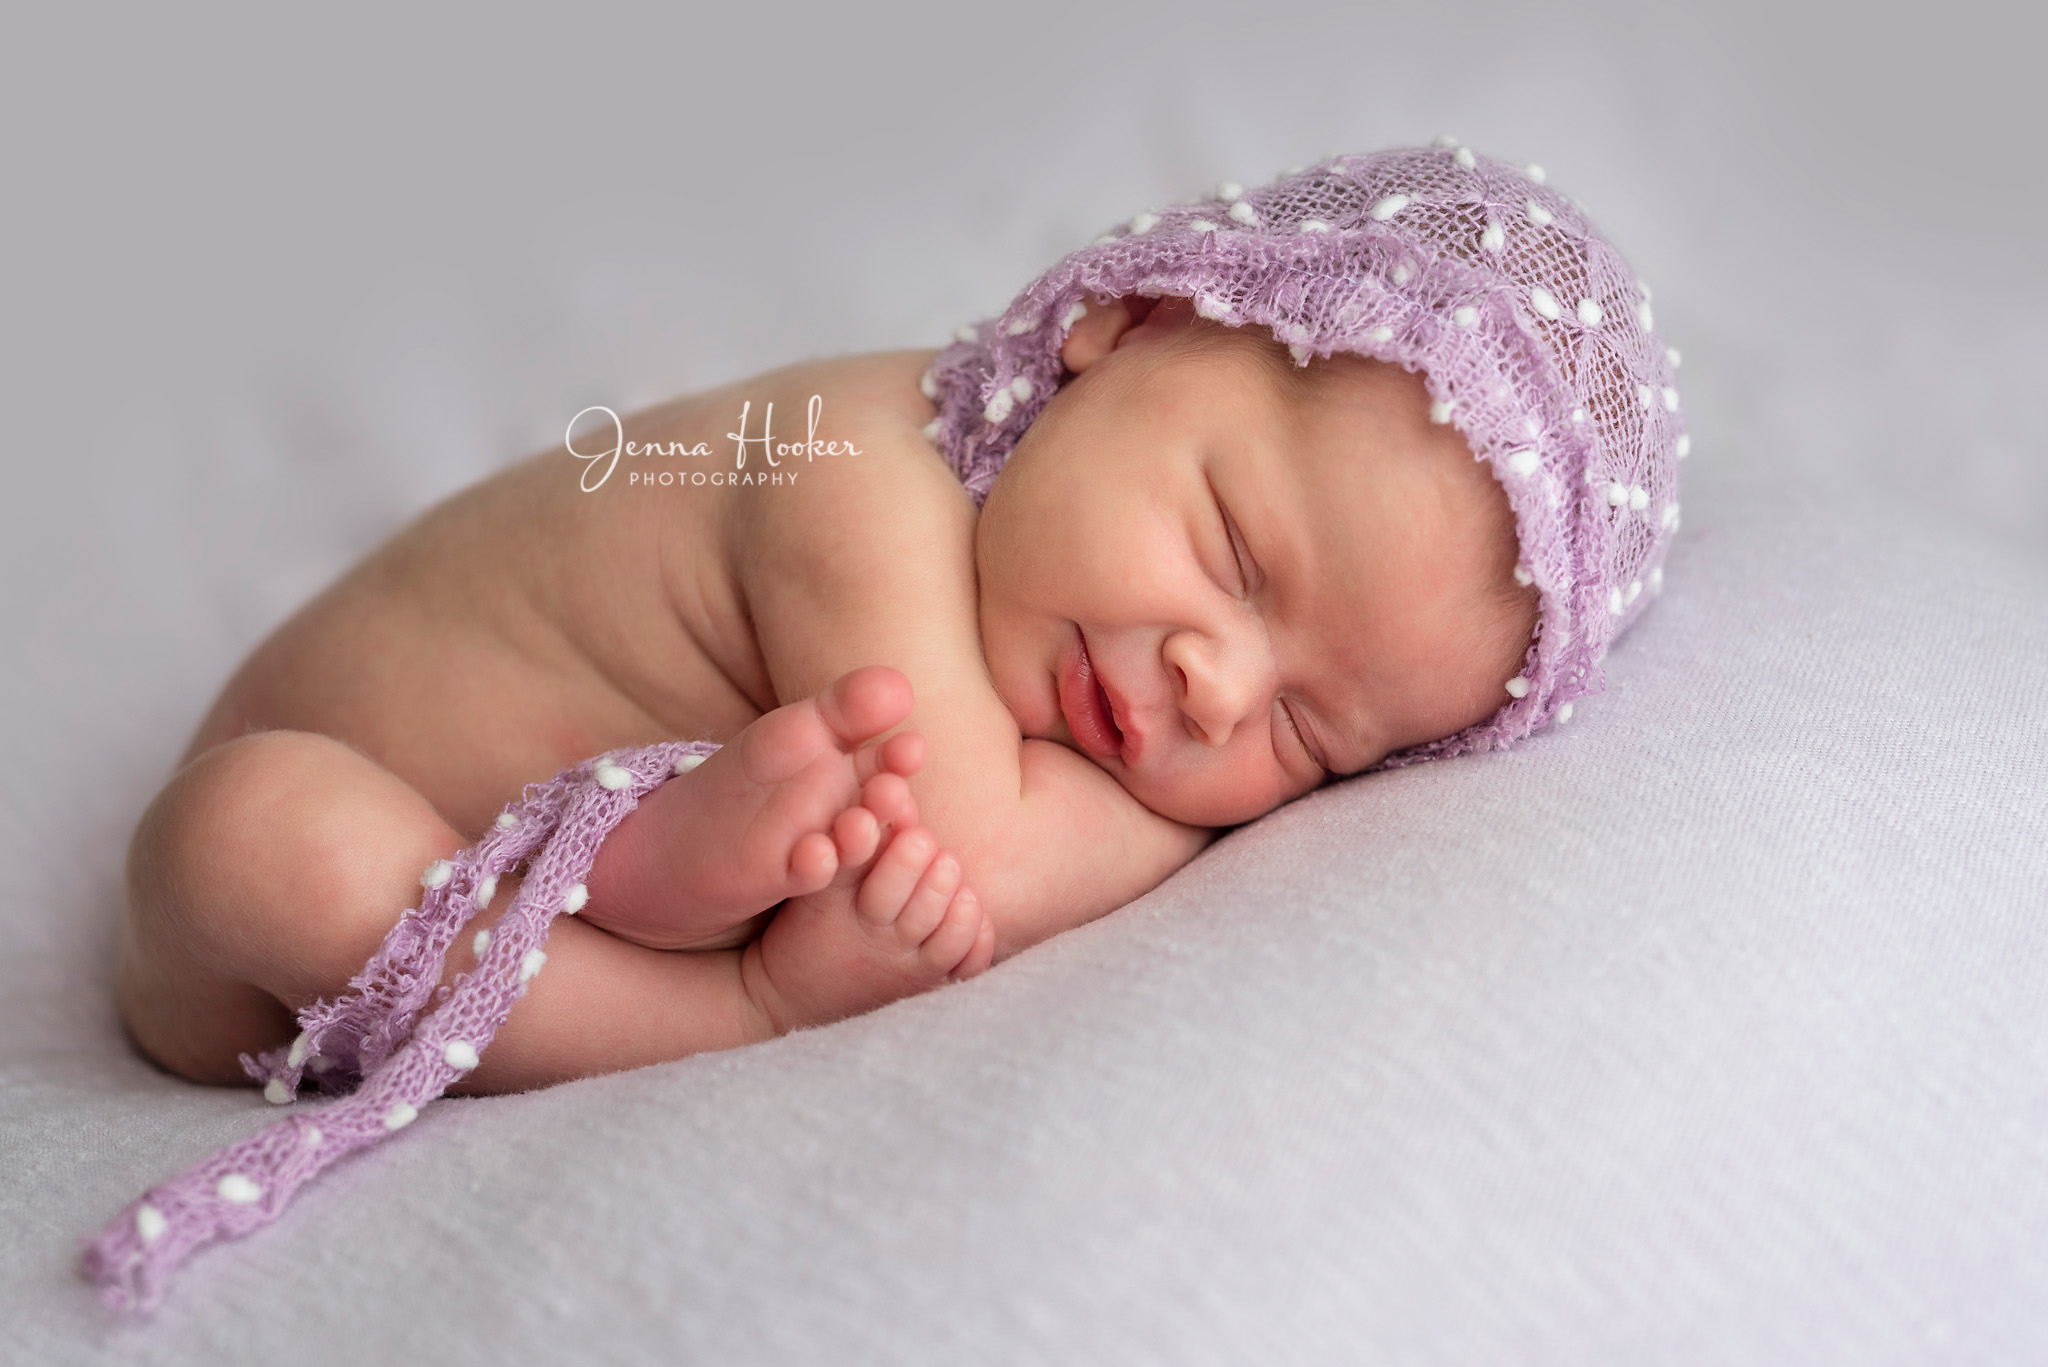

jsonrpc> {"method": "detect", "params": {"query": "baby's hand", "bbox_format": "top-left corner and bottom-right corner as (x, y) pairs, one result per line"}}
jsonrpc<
(743, 821), (996, 1032)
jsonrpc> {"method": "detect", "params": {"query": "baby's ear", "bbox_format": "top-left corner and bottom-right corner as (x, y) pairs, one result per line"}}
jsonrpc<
(1060, 296), (1152, 374)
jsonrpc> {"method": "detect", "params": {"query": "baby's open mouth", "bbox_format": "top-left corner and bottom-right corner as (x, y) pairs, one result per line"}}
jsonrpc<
(1059, 628), (1125, 764)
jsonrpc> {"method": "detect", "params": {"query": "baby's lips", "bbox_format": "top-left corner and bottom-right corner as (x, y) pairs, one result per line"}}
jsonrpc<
(1058, 630), (1124, 764)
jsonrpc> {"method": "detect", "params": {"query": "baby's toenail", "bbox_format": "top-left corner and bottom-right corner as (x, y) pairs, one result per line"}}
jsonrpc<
(563, 883), (589, 915)
(443, 1040), (480, 1070)
(595, 761), (632, 790)
(216, 1174), (262, 1205)
(420, 860), (453, 891)
(383, 1102), (418, 1131)
(673, 751), (707, 775)
(135, 1204), (167, 1244)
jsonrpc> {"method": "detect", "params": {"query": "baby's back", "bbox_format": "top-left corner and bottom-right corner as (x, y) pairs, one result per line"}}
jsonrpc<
(187, 349), (969, 838)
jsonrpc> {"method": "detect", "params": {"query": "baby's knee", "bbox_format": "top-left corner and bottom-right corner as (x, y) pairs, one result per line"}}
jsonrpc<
(129, 730), (455, 987)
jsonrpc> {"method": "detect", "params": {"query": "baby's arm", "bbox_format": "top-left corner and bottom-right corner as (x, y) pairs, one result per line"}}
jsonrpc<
(734, 400), (1215, 958)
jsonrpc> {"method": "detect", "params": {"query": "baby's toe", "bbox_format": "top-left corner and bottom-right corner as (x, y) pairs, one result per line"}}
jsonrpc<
(853, 826), (936, 926)
(893, 850), (962, 945)
(786, 831), (839, 895)
(816, 667), (915, 753)
(949, 911), (996, 983)
(918, 885), (983, 975)
(859, 771), (918, 835)
(829, 804), (881, 874)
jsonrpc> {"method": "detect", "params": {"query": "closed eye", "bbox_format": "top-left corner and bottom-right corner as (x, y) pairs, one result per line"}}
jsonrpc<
(1281, 699), (1327, 775)
(1215, 495), (1260, 596)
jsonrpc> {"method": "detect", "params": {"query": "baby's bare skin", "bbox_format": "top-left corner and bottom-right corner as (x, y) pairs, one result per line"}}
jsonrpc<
(120, 350), (1208, 1092)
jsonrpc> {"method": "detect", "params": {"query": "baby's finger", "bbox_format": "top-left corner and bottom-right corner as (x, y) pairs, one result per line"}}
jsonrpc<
(854, 826), (936, 925)
(859, 771), (918, 834)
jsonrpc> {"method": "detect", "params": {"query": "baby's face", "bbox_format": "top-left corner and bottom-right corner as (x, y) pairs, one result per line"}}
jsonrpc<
(975, 295), (1536, 827)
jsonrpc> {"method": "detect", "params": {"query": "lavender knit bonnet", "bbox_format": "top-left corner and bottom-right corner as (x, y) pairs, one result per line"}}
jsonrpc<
(926, 140), (1686, 759)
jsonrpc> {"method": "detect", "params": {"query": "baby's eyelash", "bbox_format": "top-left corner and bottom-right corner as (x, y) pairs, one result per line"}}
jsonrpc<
(1281, 700), (1326, 773)
(1216, 499), (1255, 594)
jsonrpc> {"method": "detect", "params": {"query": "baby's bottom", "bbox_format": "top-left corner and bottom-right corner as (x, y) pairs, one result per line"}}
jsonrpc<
(118, 669), (994, 1095)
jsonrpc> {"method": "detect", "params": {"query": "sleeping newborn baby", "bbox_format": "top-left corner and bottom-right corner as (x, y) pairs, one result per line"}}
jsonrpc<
(91, 143), (1684, 1307)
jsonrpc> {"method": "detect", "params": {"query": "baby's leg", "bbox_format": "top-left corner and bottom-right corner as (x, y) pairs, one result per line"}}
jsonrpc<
(116, 730), (815, 1091)
(578, 666), (925, 951)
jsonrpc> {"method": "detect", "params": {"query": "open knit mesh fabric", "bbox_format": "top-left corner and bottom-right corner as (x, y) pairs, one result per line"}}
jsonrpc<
(83, 741), (722, 1312)
(926, 141), (1686, 761)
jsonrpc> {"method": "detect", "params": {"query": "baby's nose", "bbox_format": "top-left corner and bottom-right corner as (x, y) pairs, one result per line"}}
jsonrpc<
(1165, 630), (1266, 748)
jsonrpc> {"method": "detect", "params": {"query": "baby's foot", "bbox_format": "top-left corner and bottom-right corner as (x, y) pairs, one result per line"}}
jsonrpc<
(581, 666), (925, 950)
(745, 823), (996, 1031)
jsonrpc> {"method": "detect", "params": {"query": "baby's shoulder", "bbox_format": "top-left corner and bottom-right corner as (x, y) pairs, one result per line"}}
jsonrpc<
(730, 348), (971, 577)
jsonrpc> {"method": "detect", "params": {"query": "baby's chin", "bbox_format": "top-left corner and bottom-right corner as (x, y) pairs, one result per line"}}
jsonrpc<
(1112, 765), (1296, 830)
